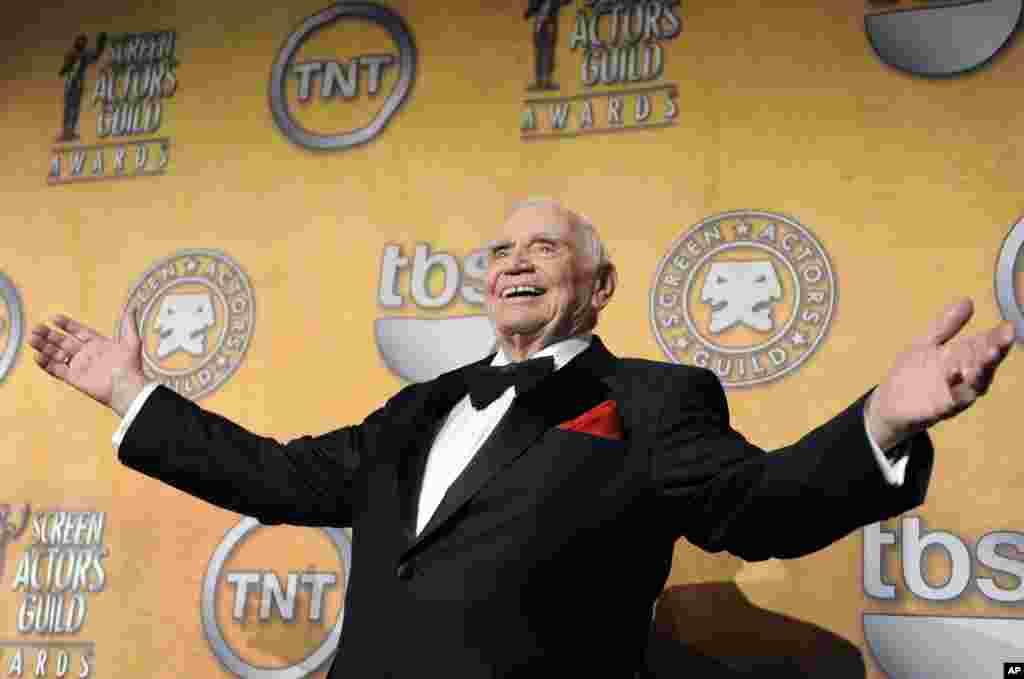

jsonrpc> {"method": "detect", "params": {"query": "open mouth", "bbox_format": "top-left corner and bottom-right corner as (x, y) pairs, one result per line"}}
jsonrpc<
(500, 285), (547, 299)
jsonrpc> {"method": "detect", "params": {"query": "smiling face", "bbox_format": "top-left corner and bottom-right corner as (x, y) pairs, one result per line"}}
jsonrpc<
(484, 201), (615, 361)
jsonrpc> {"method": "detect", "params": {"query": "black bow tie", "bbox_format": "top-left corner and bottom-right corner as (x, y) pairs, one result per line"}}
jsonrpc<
(465, 356), (556, 410)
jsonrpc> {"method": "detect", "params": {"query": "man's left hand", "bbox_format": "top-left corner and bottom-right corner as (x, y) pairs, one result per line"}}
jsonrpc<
(866, 298), (1016, 451)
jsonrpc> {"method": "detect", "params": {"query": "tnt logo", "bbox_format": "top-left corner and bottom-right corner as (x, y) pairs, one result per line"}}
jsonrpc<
(201, 518), (351, 679)
(225, 571), (336, 623)
(291, 56), (395, 102)
(270, 2), (417, 152)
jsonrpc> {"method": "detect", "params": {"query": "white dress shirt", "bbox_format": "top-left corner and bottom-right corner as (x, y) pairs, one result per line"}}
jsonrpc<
(113, 335), (910, 531)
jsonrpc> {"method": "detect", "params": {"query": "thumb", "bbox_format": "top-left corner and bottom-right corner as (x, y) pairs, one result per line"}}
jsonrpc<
(119, 307), (141, 345)
(920, 298), (973, 347)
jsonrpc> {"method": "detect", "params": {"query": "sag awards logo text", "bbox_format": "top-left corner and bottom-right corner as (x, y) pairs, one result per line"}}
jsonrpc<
(2, 506), (109, 678)
(521, 0), (681, 140)
(119, 250), (255, 400)
(48, 30), (178, 185)
(649, 210), (836, 387)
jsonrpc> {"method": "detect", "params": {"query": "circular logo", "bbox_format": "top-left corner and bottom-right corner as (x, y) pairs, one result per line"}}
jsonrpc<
(0, 271), (24, 386)
(202, 518), (351, 679)
(118, 249), (254, 400)
(269, 2), (417, 151)
(650, 210), (837, 388)
(994, 215), (1024, 342)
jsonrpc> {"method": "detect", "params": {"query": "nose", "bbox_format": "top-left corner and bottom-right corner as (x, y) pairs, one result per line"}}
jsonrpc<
(506, 247), (536, 272)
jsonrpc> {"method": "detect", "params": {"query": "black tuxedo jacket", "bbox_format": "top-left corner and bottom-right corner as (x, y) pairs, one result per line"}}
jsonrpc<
(118, 335), (933, 678)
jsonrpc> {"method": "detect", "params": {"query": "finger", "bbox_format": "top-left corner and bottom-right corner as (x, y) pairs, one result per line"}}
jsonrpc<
(27, 332), (78, 370)
(968, 326), (1015, 395)
(28, 330), (66, 359)
(118, 307), (140, 344)
(51, 314), (104, 343)
(34, 340), (73, 367)
(29, 325), (82, 354)
(33, 350), (69, 381)
(920, 298), (973, 347)
(949, 380), (978, 410)
(993, 320), (1017, 348)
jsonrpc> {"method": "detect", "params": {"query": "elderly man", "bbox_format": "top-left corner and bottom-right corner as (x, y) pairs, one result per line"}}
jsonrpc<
(29, 200), (1015, 677)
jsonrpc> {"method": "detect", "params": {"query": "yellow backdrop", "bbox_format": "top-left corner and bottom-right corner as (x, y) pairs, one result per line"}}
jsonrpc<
(2, 0), (1022, 677)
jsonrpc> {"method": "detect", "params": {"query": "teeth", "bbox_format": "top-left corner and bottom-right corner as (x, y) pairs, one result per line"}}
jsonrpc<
(502, 286), (544, 298)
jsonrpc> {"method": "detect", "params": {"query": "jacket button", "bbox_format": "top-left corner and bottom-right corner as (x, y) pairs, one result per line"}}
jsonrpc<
(396, 560), (415, 580)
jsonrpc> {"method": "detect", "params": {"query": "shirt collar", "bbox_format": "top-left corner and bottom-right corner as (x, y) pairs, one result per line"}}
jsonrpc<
(491, 333), (593, 372)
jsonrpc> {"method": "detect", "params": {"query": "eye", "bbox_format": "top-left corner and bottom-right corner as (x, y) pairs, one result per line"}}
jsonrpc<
(754, 275), (766, 283)
(716, 276), (727, 284)
(492, 248), (509, 259)
(534, 242), (556, 255)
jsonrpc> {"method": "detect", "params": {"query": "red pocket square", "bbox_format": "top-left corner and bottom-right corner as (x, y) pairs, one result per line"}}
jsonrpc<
(557, 400), (623, 440)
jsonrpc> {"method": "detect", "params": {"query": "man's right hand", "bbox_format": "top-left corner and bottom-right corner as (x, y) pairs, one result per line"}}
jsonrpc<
(29, 312), (148, 417)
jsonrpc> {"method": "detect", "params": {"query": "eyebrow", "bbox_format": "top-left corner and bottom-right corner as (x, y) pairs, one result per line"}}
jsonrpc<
(485, 232), (568, 252)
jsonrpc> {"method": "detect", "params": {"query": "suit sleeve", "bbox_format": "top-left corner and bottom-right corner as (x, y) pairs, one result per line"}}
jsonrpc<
(117, 384), (412, 527)
(650, 368), (934, 561)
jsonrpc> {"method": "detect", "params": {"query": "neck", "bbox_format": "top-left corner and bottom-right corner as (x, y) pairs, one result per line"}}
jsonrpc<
(496, 323), (594, 362)
(496, 332), (559, 363)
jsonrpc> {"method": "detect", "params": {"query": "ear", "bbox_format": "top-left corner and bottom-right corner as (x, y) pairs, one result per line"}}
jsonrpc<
(591, 263), (617, 311)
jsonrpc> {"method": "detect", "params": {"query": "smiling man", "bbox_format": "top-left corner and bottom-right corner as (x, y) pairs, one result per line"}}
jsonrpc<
(28, 198), (1015, 678)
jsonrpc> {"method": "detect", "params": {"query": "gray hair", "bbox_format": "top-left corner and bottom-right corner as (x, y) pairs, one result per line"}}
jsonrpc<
(506, 197), (611, 272)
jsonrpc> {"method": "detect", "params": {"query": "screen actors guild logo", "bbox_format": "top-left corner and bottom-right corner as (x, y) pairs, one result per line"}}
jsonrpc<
(0, 504), (30, 581)
(650, 210), (836, 387)
(0, 271), (24, 386)
(865, 0), (1022, 76)
(521, 0), (681, 140)
(49, 31), (178, 185)
(3, 509), (108, 677)
(118, 250), (254, 400)
(56, 34), (107, 143)
(269, 2), (417, 151)
(525, 0), (573, 90)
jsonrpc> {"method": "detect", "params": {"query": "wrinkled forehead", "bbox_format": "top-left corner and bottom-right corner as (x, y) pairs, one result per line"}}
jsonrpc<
(489, 203), (581, 247)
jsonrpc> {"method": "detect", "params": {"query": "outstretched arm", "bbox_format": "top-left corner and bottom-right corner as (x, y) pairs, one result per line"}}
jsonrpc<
(651, 368), (933, 561)
(652, 298), (1013, 561)
(28, 312), (384, 526)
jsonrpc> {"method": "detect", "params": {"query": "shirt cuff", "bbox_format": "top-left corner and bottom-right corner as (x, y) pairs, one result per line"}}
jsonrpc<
(864, 408), (910, 487)
(112, 382), (160, 449)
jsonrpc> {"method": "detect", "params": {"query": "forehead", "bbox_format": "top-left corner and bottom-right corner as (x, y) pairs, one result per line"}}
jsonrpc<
(493, 204), (578, 243)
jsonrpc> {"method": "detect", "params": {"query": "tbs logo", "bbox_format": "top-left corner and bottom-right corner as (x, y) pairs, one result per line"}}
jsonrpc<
(375, 243), (496, 383)
(862, 517), (1024, 678)
(865, 0), (1022, 76)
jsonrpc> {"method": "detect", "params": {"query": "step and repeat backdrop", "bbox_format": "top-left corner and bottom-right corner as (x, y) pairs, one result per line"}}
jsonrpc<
(2, 0), (1023, 677)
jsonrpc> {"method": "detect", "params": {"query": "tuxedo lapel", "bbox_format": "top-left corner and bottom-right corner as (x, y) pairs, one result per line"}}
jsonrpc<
(403, 336), (620, 557)
(394, 361), (479, 542)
